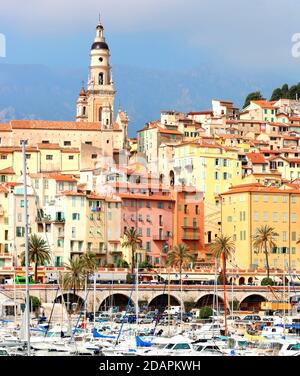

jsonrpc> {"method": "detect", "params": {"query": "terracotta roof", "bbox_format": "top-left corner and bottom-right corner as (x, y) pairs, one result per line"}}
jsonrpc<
(62, 191), (85, 197)
(221, 183), (300, 195)
(60, 148), (80, 154)
(0, 167), (15, 175)
(289, 116), (300, 121)
(0, 146), (38, 153)
(10, 120), (102, 131)
(156, 126), (183, 136)
(0, 123), (11, 132)
(188, 111), (213, 115)
(0, 184), (8, 193)
(251, 100), (276, 109)
(246, 153), (267, 164)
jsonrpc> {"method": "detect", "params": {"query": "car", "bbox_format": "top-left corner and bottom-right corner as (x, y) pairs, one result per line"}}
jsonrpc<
(227, 315), (241, 321)
(243, 315), (261, 322)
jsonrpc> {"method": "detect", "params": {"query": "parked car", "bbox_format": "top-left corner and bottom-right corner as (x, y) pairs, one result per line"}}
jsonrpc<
(243, 314), (261, 322)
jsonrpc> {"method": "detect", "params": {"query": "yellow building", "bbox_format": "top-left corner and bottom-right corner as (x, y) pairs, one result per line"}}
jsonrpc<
(0, 185), (11, 269)
(174, 140), (243, 245)
(221, 183), (300, 271)
(241, 100), (277, 122)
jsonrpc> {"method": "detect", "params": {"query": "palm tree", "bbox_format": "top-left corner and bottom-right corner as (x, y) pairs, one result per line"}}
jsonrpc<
(62, 256), (85, 312)
(81, 251), (97, 280)
(253, 225), (277, 279)
(121, 228), (142, 275)
(166, 243), (196, 322)
(209, 234), (235, 336)
(21, 234), (51, 282)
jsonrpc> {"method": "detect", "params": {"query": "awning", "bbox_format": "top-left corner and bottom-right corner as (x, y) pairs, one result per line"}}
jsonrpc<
(159, 274), (215, 281)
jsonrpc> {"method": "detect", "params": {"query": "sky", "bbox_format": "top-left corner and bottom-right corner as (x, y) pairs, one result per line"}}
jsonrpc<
(1, 0), (300, 72)
(1, 0), (300, 134)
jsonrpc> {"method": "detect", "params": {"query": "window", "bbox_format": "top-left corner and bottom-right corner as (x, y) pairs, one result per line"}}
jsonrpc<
(72, 213), (80, 220)
(146, 228), (151, 237)
(292, 213), (297, 223)
(282, 231), (287, 242)
(35, 179), (39, 189)
(0, 155), (7, 159)
(273, 196), (278, 203)
(282, 212), (287, 222)
(146, 241), (151, 252)
(108, 212), (112, 221)
(273, 212), (278, 222)
(98, 72), (104, 85)
(263, 195), (268, 203)
(43, 180), (49, 189)
(46, 155), (53, 160)
(16, 227), (25, 237)
(71, 197), (76, 207)
(138, 228), (142, 236)
(42, 140), (49, 144)
(253, 195), (259, 202)
(157, 202), (164, 209)
(282, 196), (287, 203)
(26, 154), (31, 159)
(292, 232), (297, 241)
(58, 182), (64, 191)
(68, 155), (74, 160)
(64, 141), (71, 146)
(91, 154), (97, 159)
(89, 227), (94, 237)
(57, 239), (64, 248)
(254, 211), (259, 221)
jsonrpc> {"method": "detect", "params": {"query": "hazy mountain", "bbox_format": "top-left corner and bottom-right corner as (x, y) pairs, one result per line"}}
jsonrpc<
(0, 63), (295, 136)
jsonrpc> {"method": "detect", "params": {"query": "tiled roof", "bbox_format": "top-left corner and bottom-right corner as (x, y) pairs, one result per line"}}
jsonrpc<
(251, 100), (276, 109)
(246, 153), (267, 164)
(0, 167), (15, 175)
(10, 120), (102, 131)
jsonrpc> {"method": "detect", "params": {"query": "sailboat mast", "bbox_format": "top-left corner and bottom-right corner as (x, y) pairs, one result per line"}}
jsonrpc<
(21, 140), (30, 356)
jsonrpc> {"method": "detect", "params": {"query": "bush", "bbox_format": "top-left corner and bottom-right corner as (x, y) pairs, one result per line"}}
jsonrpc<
(228, 299), (240, 311)
(30, 296), (41, 312)
(261, 277), (274, 286)
(117, 260), (129, 268)
(199, 306), (213, 319)
(184, 301), (195, 312)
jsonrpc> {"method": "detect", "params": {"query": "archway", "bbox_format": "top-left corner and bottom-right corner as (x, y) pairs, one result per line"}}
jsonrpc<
(248, 277), (253, 285)
(195, 294), (225, 310)
(99, 294), (133, 312)
(148, 294), (180, 313)
(239, 277), (245, 285)
(54, 293), (84, 313)
(239, 294), (267, 312)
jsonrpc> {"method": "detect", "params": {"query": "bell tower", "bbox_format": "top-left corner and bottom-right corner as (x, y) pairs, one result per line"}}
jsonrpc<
(76, 20), (115, 128)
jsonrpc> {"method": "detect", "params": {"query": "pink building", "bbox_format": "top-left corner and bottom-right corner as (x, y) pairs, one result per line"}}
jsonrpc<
(120, 191), (174, 267)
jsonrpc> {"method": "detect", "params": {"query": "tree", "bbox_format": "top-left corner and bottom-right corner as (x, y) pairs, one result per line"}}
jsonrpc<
(209, 234), (235, 335)
(243, 91), (263, 108)
(166, 243), (196, 322)
(81, 252), (97, 279)
(261, 277), (274, 286)
(121, 228), (142, 275)
(252, 225), (277, 279)
(270, 88), (282, 101)
(62, 256), (85, 309)
(200, 306), (213, 319)
(21, 234), (51, 282)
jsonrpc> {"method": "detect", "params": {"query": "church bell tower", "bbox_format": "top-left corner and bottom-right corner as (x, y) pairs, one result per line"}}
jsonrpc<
(76, 20), (115, 128)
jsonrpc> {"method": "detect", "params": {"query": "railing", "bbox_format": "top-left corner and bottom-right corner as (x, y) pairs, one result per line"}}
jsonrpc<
(182, 235), (200, 240)
(153, 234), (167, 241)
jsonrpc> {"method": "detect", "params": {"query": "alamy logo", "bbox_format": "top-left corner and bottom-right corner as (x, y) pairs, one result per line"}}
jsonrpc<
(291, 33), (300, 58)
(0, 33), (6, 58)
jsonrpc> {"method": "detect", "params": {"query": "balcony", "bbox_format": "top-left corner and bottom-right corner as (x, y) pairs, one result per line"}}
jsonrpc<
(182, 235), (200, 240)
(58, 231), (65, 238)
(153, 234), (167, 241)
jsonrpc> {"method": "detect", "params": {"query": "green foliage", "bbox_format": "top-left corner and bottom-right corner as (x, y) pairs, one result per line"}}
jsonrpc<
(243, 91), (263, 108)
(199, 306), (213, 319)
(139, 260), (153, 269)
(184, 301), (195, 312)
(30, 296), (41, 311)
(261, 277), (274, 286)
(270, 82), (300, 101)
(229, 299), (240, 311)
(117, 259), (129, 268)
